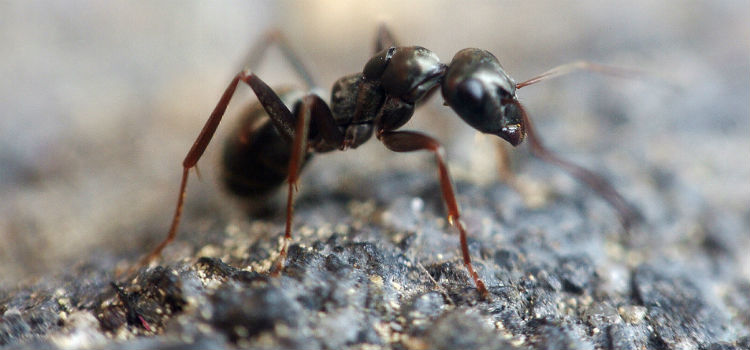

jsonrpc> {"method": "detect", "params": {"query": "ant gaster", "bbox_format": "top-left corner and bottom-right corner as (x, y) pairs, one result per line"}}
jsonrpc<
(136, 25), (641, 299)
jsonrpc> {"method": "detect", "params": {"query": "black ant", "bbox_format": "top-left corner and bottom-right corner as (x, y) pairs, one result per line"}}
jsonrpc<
(135, 25), (641, 298)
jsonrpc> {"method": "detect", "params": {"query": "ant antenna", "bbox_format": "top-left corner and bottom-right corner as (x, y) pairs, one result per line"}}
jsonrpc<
(516, 60), (652, 89)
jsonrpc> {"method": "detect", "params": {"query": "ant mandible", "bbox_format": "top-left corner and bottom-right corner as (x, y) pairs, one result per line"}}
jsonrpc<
(136, 25), (642, 299)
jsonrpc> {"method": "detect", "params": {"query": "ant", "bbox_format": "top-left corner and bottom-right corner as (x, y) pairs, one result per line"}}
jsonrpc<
(135, 25), (642, 299)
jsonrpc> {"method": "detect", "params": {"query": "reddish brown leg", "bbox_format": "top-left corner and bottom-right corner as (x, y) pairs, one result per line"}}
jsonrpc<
(270, 95), (314, 276)
(134, 74), (242, 271)
(240, 30), (318, 90)
(495, 141), (527, 199)
(512, 100), (642, 230)
(268, 94), (344, 274)
(495, 140), (552, 209)
(513, 62), (651, 230)
(496, 140), (517, 185)
(134, 71), (303, 272)
(375, 23), (399, 52)
(379, 130), (490, 299)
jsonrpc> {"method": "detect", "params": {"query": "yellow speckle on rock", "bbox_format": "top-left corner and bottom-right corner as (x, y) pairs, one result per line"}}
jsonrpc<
(370, 275), (384, 287)
(234, 325), (249, 338)
(275, 323), (290, 335)
(226, 222), (240, 236)
(401, 335), (429, 350)
(511, 335), (526, 346)
(197, 244), (220, 258)
(300, 226), (315, 237)
(57, 297), (71, 308)
(390, 281), (402, 291)
(618, 305), (647, 324)
(567, 297), (577, 307)
(197, 323), (213, 334)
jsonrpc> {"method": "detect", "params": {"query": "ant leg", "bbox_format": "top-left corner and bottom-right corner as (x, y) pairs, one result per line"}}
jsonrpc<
(134, 74), (244, 271)
(374, 23), (400, 52)
(513, 101), (643, 230)
(496, 141), (516, 184)
(495, 140), (551, 208)
(135, 71), (304, 271)
(516, 60), (649, 89)
(241, 30), (318, 90)
(271, 95), (311, 276)
(271, 94), (344, 275)
(379, 130), (490, 299)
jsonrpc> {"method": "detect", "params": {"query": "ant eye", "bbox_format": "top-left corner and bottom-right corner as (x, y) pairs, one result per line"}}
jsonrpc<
(455, 79), (485, 108)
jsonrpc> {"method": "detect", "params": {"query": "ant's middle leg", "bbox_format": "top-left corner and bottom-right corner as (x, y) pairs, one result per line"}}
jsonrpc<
(378, 130), (490, 299)
(374, 23), (400, 52)
(271, 94), (344, 275)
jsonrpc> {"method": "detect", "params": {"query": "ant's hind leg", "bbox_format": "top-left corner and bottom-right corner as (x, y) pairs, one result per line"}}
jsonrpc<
(241, 30), (318, 90)
(132, 74), (246, 272)
(133, 71), (314, 273)
(379, 130), (490, 299)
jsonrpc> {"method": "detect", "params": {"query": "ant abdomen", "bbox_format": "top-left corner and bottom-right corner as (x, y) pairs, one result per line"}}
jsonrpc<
(221, 89), (311, 199)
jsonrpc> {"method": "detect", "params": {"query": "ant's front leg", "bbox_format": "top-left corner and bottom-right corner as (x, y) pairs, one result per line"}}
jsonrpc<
(379, 130), (490, 299)
(509, 62), (650, 230)
(514, 102), (643, 230)
(495, 140), (552, 209)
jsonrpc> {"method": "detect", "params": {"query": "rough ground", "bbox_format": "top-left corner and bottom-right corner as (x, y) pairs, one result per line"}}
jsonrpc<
(2, 162), (750, 349)
(1, 1), (748, 349)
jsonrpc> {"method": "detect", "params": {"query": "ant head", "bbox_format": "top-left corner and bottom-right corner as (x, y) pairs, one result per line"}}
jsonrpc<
(442, 49), (525, 146)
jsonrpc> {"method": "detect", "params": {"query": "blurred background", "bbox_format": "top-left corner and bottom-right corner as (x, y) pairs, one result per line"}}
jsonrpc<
(0, 1), (747, 283)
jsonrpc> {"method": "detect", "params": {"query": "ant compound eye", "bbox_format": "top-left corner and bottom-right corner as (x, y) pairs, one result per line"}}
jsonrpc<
(455, 79), (485, 110)
(456, 79), (484, 105)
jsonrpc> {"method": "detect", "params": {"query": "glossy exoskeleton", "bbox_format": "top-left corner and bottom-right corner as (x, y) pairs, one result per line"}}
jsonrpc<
(137, 26), (641, 299)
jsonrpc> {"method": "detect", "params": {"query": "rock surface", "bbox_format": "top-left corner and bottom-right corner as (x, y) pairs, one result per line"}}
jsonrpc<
(2, 163), (749, 349)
